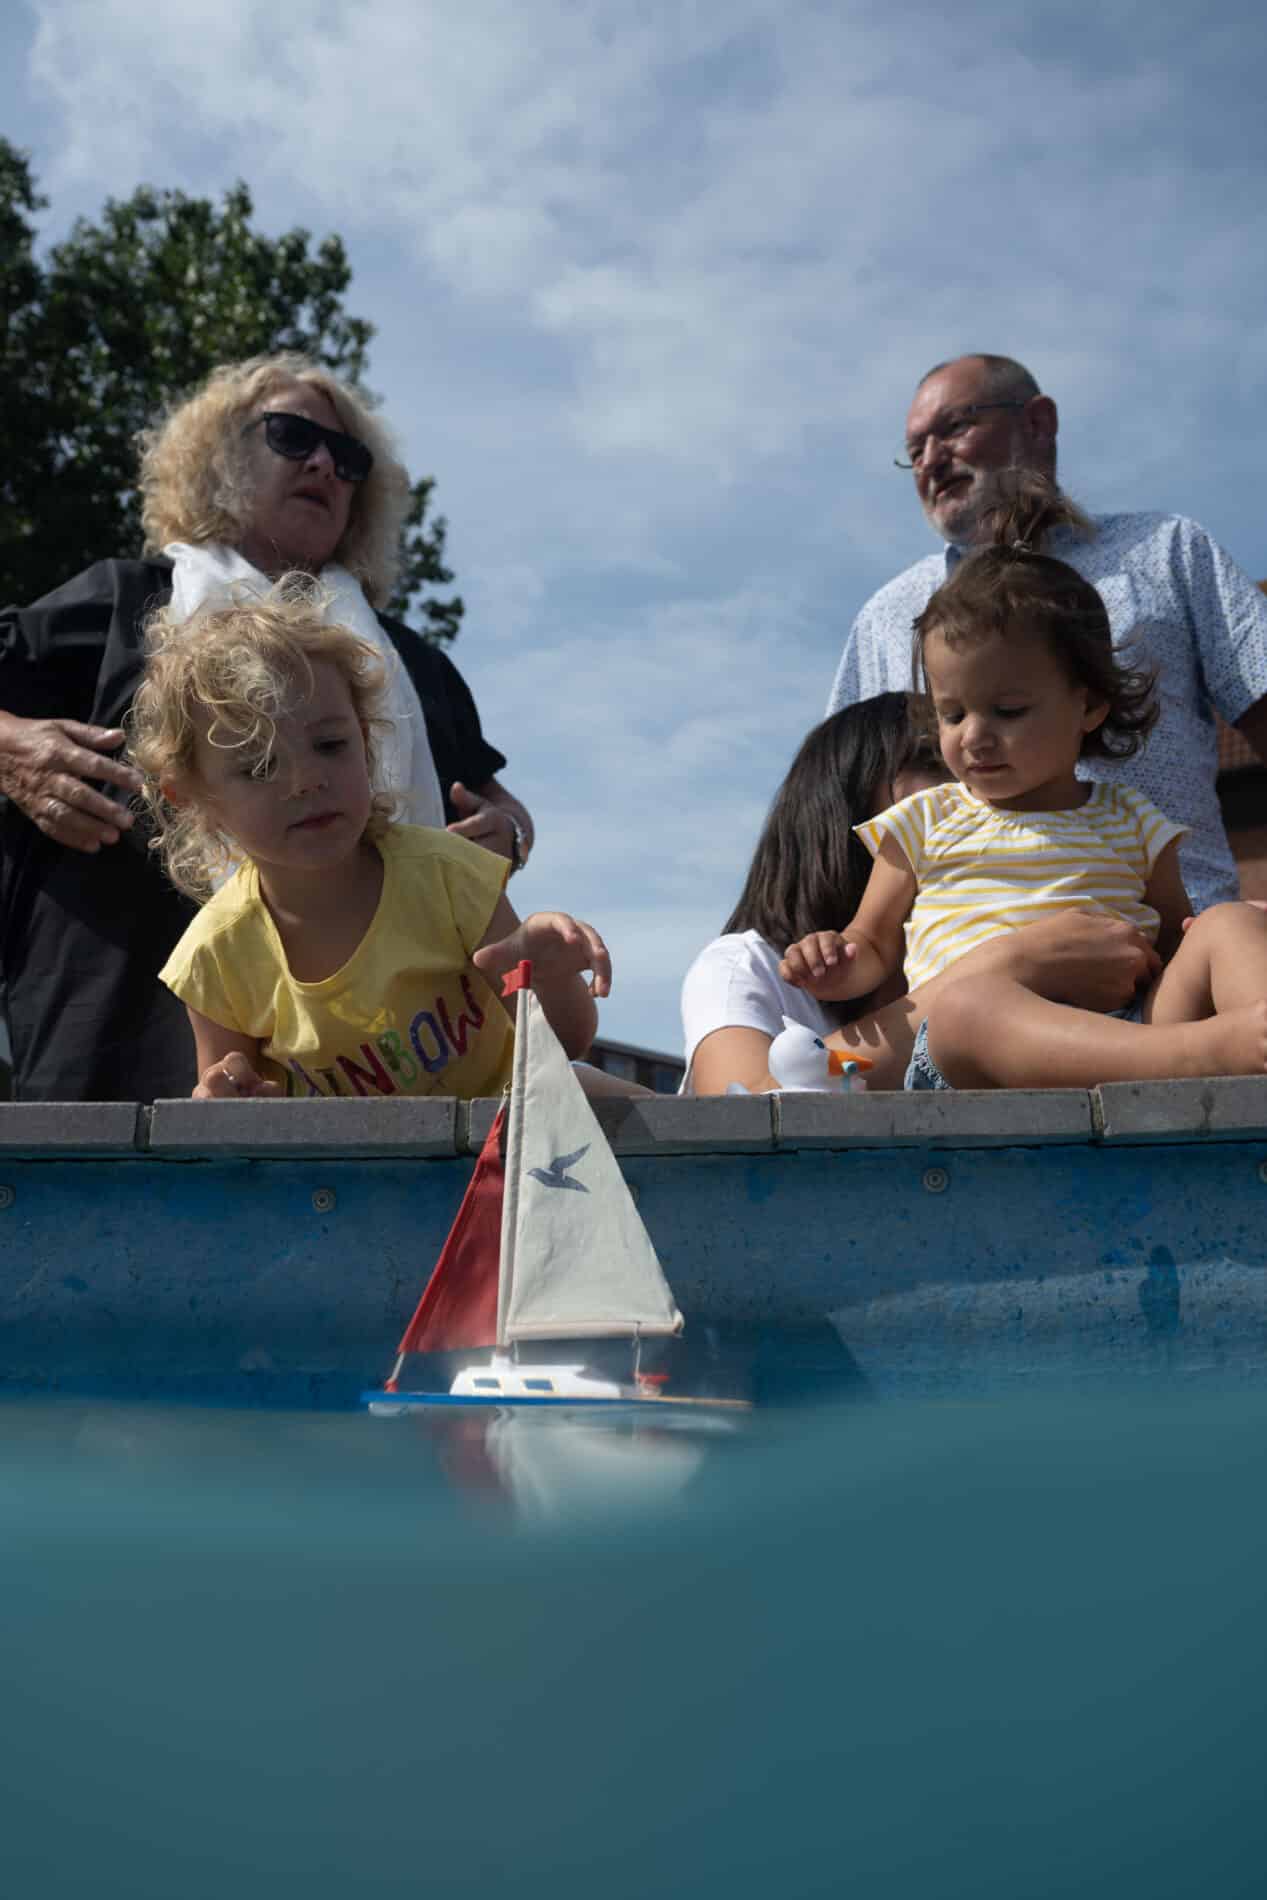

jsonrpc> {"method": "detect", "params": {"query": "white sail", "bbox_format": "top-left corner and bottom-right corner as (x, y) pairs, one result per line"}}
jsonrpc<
(496, 988), (683, 1345)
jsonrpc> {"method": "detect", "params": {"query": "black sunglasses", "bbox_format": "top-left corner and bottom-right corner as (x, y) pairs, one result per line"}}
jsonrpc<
(243, 411), (374, 483)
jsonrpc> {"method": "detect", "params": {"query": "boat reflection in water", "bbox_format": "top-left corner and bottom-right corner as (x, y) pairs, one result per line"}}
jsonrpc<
(385, 1402), (739, 1524)
(373, 1324), (864, 1522)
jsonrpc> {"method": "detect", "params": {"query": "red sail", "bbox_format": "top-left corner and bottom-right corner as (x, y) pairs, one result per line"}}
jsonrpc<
(391, 1106), (506, 1360)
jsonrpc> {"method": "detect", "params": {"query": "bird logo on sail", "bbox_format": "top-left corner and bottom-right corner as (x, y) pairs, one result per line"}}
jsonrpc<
(528, 1145), (591, 1193)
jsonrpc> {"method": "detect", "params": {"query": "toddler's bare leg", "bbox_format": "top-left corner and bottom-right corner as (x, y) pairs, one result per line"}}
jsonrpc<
(1145, 903), (1267, 1023)
(928, 974), (1267, 1089)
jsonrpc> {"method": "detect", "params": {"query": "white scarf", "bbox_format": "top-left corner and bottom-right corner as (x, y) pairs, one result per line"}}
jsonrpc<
(163, 542), (446, 829)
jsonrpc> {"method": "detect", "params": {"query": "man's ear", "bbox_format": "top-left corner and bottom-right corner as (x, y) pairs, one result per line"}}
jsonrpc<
(1026, 394), (1059, 457)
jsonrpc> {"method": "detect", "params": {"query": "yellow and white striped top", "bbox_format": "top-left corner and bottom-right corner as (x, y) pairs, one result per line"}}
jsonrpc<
(855, 781), (1186, 991)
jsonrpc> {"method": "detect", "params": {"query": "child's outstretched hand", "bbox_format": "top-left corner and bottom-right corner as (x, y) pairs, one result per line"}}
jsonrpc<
(779, 930), (864, 1000)
(193, 1051), (283, 1100)
(474, 911), (612, 998)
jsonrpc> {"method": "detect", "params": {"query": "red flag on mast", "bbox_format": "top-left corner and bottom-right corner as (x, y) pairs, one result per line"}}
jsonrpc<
(501, 959), (532, 996)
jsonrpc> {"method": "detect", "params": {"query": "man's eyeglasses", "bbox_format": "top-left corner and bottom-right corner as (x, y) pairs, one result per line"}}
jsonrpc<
(895, 400), (1029, 470)
(242, 411), (374, 484)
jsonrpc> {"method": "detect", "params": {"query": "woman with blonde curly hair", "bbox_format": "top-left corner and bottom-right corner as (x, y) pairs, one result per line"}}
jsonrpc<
(0, 353), (530, 1101)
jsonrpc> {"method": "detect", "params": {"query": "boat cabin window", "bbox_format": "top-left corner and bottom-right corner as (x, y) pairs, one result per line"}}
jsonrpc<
(474, 1377), (502, 1391)
(523, 1379), (555, 1393)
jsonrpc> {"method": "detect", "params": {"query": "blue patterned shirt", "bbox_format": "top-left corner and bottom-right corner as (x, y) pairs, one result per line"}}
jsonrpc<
(827, 513), (1267, 910)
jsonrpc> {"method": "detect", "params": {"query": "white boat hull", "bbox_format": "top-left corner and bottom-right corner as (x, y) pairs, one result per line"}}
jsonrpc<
(368, 1352), (750, 1412)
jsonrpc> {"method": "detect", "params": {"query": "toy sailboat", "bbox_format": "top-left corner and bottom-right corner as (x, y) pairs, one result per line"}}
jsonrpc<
(368, 962), (740, 1411)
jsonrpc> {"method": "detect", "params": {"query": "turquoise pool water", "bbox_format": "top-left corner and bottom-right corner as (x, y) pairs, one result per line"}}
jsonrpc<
(5, 1387), (1267, 1898)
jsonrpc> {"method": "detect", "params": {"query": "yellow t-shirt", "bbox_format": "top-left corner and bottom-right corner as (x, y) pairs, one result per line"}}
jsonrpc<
(159, 825), (514, 1099)
(855, 781), (1187, 991)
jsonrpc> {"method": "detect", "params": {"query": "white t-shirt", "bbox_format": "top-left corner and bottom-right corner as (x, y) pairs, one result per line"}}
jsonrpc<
(679, 930), (835, 1094)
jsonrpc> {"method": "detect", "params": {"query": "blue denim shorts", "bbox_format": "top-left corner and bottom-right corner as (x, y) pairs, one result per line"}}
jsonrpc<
(904, 999), (1147, 1092)
(904, 1019), (948, 1092)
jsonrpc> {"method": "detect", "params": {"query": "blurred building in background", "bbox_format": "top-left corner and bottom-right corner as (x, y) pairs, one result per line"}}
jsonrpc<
(585, 1037), (685, 1094)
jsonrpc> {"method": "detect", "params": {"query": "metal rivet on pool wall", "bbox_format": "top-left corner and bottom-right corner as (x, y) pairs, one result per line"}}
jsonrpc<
(311, 1188), (336, 1213)
(0, 1186), (13, 1210)
(922, 1167), (949, 1195)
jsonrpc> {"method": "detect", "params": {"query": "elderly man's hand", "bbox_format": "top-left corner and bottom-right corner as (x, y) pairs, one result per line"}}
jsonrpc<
(0, 711), (143, 853)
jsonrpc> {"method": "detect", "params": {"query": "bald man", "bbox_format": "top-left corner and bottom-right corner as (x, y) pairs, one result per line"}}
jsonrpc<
(828, 352), (1267, 909)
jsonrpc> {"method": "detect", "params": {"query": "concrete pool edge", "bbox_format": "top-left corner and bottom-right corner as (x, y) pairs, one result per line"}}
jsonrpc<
(1, 1076), (1266, 1158)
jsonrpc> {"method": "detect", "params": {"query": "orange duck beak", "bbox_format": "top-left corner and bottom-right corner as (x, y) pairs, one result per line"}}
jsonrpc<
(828, 1050), (873, 1076)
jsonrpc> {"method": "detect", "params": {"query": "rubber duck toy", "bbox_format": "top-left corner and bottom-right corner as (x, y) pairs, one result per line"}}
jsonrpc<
(770, 1016), (872, 1091)
(728, 1017), (874, 1094)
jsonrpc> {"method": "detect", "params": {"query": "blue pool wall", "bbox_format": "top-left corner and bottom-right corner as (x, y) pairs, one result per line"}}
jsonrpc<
(2, 1079), (1266, 1406)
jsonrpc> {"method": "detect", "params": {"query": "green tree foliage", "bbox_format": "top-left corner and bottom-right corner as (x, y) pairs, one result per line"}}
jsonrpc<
(0, 144), (462, 640)
(0, 144), (53, 594)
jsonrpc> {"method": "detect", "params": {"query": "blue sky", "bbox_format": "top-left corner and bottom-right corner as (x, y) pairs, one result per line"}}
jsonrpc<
(5, 0), (1267, 1051)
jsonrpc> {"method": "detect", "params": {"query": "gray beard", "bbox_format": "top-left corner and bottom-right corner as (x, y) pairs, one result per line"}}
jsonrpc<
(928, 457), (1051, 548)
(926, 492), (992, 548)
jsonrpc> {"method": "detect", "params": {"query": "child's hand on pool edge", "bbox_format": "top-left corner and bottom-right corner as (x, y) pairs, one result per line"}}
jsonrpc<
(193, 1051), (284, 1100)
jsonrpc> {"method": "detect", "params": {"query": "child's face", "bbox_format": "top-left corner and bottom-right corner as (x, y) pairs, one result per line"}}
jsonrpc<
(181, 659), (375, 876)
(923, 627), (1107, 811)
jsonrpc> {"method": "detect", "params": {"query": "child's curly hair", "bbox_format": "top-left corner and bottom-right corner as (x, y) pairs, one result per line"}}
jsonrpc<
(128, 574), (395, 902)
(912, 471), (1158, 760)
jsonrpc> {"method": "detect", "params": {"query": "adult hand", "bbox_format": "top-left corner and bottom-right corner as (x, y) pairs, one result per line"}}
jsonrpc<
(968, 909), (1160, 1011)
(447, 781), (519, 862)
(0, 710), (142, 853)
(193, 1050), (282, 1100)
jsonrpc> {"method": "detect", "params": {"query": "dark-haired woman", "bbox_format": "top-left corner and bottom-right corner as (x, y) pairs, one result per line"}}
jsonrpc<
(682, 695), (942, 1093)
